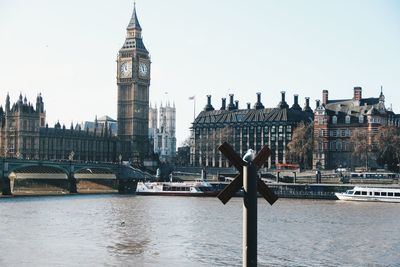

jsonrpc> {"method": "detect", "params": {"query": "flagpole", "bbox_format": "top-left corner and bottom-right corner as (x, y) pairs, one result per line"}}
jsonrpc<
(194, 96), (196, 120)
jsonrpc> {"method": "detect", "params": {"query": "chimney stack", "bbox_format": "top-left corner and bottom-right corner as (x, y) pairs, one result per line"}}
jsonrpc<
(203, 95), (215, 111)
(278, 91), (289, 109)
(353, 87), (362, 101)
(253, 92), (264, 109)
(316, 99), (320, 108)
(221, 98), (226, 110)
(303, 97), (312, 113)
(247, 103), (251, 109)
(228, 94), (236, 111)
(322, 90), (329, 105)
(291, 94), (302, 111)
(235, 100), (239, 109)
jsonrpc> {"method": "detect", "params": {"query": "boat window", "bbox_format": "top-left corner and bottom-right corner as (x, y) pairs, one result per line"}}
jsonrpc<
(388, 192), (394, 197)
(374, 192), (380, 196)
(381, 192), (387, 196)
(354, 191), (360, 195)
(395, 193), (400, 197)
(348, 191), (354, 194)
(361, 191), (367, 195)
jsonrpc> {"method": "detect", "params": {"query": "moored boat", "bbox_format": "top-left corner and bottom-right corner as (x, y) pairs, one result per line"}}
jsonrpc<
(335, 186), (400, 203)
(136, 180), (220, 196)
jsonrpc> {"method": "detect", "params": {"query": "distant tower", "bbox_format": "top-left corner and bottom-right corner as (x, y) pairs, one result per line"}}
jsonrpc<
(149, 101), (176, 162)
(117, 3), (151, 161)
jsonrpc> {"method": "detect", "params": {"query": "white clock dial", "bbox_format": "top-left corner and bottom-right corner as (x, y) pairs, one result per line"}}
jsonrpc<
(139, 62), (148, 77)
(120, 62), (131, 77)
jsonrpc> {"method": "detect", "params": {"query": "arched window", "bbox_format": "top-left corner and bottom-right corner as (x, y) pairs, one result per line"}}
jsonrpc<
(345, 115), (350, 124)
(332, 116), (337, 124)
(359, 115), (364, 123)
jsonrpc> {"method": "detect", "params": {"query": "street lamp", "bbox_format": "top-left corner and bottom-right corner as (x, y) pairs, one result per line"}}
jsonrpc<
(118, 154), (122, 178)
(68, 151), (76, 193)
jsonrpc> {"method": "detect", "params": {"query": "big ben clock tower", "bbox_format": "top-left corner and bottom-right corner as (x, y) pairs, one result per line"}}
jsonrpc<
(117, 4), (151, 161)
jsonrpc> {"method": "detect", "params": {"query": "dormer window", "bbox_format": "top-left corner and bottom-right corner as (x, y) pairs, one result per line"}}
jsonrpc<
(359, 115), (364, 123)
(345, 115), (350, 124)
(332, 116), (337, 124)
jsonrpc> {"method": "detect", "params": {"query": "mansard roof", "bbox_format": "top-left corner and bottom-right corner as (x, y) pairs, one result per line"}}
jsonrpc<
(192, 107), (312, 127)
(324, 97), (387, 119)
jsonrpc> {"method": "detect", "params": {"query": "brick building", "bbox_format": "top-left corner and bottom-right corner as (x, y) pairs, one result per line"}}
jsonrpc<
(313, 87), (400, 170)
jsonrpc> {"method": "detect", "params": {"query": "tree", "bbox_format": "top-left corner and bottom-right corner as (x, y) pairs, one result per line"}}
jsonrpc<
(350, 128), (371, 170)
(374, 125), (400, 172)
(287, 122), (313, 169)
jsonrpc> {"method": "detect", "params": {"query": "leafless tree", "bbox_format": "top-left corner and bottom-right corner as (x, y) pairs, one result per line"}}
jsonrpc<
(350, 128), (371, 170)
(287, 122), (313, 169)
(374, 125), (400, 171)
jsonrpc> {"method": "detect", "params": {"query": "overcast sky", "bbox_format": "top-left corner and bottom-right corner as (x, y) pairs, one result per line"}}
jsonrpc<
(1, 0), (399, 146)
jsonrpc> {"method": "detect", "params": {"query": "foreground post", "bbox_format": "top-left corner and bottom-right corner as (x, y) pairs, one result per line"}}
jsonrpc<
(243, 162), (257, 267)
(216, 142), (278, 267)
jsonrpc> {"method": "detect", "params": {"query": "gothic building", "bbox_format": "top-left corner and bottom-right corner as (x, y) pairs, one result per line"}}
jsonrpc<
(117, 4), (151, 162)
(313, 87), (400, 170)
(190, 92), (314, 167)
(0, 94), (119, 161)
(148, 102), (177, 162)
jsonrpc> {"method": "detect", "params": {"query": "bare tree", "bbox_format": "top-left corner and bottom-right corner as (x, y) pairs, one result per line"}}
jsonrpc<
(350, 128), (371, 170)
(287, 122), (313, 169)
(374, 125), (400, 171)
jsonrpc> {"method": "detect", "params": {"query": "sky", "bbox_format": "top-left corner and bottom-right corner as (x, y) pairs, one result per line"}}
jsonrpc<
(1, 0), (399, 146)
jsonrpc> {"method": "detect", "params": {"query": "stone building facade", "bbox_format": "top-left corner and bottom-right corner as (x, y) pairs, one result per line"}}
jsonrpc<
(0, 94), (119, 161)
(148, 102), (177, 162)
(313, 87), (400, 170)
(190, 92), (313, 167)
(116, 4), (151, 161)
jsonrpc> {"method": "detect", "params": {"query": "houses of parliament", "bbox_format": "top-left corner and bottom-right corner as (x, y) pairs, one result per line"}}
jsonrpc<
(0, 5), (153, 163)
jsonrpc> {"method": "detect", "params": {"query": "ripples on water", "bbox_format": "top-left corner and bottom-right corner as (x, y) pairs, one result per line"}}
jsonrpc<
(1, 195), (399, 267)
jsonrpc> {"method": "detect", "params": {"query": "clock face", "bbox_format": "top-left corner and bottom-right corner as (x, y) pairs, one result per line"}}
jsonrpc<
(139, 62), (148, 77)
(120, 62), (131, 77)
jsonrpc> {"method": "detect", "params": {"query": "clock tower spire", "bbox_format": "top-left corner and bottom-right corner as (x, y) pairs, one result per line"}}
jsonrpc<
(117, 3), (151, 162)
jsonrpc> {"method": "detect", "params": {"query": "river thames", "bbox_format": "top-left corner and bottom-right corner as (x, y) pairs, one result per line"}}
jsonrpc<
(0, 195), (399, 267)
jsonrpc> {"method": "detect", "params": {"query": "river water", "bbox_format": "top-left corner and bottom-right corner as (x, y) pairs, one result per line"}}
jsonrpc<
(0, 195), (399, 267)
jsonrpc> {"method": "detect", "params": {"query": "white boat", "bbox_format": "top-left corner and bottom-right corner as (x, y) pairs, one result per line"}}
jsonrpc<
(335, 186), (400, 203)
(136, 180), (219, 196)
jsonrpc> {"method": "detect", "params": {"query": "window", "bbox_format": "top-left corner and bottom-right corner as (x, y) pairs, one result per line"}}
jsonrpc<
(345, 115), (350, 124)
(332, 116), (337, 124)
(381, 192), (387, 196)
(374, 192), (380, 196)
(354, 191), (360, 195)
(336, 141), (342, 150)
(359, 115), (364, 123)
(361, 191), (367, 195)
(278, 125), (283, 133)
(287, 125), (292, 132)
(388, 192), (394, 197)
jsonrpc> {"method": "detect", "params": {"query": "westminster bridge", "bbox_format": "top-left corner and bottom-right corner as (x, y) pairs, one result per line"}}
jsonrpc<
(0, 158), (154, 196)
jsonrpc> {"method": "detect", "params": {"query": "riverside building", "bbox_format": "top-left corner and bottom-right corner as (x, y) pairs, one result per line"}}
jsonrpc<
(190, 92), (314, 168)
(313, 87), (400, 169)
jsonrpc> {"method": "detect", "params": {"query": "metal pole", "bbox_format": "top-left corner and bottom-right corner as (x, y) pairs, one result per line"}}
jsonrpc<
(243, 161), (257, 267)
